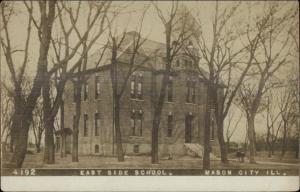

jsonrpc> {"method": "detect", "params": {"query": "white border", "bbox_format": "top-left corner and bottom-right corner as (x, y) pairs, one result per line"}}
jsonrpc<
(1, 176), (299, 191)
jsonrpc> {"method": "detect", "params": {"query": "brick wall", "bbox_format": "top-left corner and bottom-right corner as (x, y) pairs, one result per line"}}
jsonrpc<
(63, 64), (221, 157)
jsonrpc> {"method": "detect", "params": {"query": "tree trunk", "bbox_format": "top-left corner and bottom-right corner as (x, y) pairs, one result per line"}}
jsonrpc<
(43, 118), (55, 164)
(151, 74), (168, 164)
(246, 114), (256, 163)
(60, 100), (65, 158)
(10, 117), (31, 168)
(216, 118), (228, 163)
(9, 103), (23, 153)
(280, 122), (288, 159)
(9, 133), (14, 153)
(226, 139), (230, 154)
(72, 82), (81, 162)
(114, 98), (124, 161)
(36, 143), (41, 153)
(61, 134), (66, 158)
(295, 144), (299, 159)
(43, 77), (55, 164)
(203, 83), (212, 169)
(8, 1), (56, 168)
(266, 126), (271, 158)
(213, 84), (228, 164)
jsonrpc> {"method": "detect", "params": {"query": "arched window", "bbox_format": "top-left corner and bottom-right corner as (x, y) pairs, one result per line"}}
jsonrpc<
(185, 112), (193, 143)
(82, 82), (88, 101)
(186, 78), (191, 103)
(95, 144), (99, 153)
(191, 80), (196, 104)
(176, 59), (180, 67)
(95, 76), (101, 99)
(137, 110), (143, 136)
(167, 76), (173, 102)
(83, 113), (88, 137)
(137, 73), (143, 99)
(210, 109), (215, 140)
(130, 110), (136, 136)
(167, 112), (173, 137)
(94, 112), (100, 136)
(130, 74), (136, 98)
(186, 78), (196, 104)
(73, 84), (77, 102)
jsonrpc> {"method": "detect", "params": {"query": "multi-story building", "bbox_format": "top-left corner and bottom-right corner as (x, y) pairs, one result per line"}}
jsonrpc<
(57, 30), (223, 158)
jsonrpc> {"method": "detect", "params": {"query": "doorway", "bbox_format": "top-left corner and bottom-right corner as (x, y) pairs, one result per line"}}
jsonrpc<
(185, 113), (193, 143)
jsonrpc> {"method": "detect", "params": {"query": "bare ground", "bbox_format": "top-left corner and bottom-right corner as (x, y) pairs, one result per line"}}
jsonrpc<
(2, 152), (299, 169)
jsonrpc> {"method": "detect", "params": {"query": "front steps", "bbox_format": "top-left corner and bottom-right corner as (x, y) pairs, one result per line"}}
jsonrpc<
(184, 143), (217, 160)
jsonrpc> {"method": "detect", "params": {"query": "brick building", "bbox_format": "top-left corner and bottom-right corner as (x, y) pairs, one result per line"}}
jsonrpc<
(58, 30), (223, 158)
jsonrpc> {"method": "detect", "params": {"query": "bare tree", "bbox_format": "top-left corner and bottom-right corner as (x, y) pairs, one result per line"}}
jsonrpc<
(266, 93), (281, 157)
(152, 2), (193, 164)
(236, 2), (297, 163)
(278, 88), (298, 159)
(188, 1), (277, 165)
(0, 1), (56, 167)
(1, 84), (14, 152)
(225, 111), (242, 152)
(106, 5), (152, 161)
(43, 1), (112, 163)
(31, 98), (44, 153)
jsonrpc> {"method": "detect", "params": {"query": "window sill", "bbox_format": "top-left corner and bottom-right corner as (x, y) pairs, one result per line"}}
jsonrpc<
(130, 98), (144, 102)
(166, 101), (174, 104)
(73, 101), (88, 103)
(129, 136), (144, 139)
(185, 102), (198, 106)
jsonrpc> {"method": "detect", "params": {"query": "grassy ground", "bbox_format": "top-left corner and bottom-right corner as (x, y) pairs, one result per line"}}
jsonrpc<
(2, 152), (299, 169)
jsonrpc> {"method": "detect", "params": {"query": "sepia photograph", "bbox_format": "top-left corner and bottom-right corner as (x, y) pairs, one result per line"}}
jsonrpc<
(0, 0), (299, 191)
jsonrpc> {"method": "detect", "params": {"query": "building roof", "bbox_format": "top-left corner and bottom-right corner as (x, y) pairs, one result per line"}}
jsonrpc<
(86, 31), (214, 82)
(86, 31), (165, 70)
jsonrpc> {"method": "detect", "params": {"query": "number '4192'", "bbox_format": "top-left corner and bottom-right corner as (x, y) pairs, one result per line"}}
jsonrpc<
(13, 169), (36, 176)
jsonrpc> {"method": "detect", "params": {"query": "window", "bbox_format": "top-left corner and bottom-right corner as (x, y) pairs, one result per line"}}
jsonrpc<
(82, 83), (88, 101)
(167, 76), (173, 102)
(130, 109), (143, 136)
(95, 145), (99, 153)
(193, 60), (197, 68)
(133, 144), (139, 153)
(73, 114), (76, 130)
(131, 73), (143, 99)
(186, 78), (191, 103)
(137, 76), (143, 99)
(130, 76), (136, 98)
(83, 113), (88, 137)
(189, 60), (193, 69)
(94, 113), (100, 136)
(176, 59), (180, 67)
(95, 76), (101, 99)
(167, 113), (173, 137)
(184, 59), (188, 68)
(191, 80), (196, 104)
(198, 83), (202, 104)
(185, 112), (193, 143)
(186, 79), (196, 104)
(73, 84), (77, 102)
(137, 110), (143, 136)
(210, 109), (215, 140)
(130, 110), (136, 136)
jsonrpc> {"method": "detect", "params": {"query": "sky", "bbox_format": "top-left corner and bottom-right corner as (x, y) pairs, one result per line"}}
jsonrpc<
(1, 1), (299, 143)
